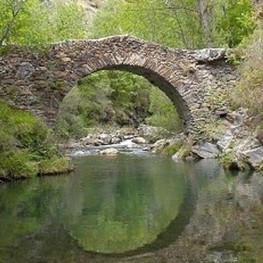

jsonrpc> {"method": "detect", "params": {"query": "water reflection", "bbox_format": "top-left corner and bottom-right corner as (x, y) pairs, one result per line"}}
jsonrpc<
(0, 156), (261, 263)
(61, 155), (187, 253)
(0, 154), (188, 261)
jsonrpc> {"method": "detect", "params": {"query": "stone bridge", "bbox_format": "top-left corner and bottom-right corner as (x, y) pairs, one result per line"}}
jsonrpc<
(0, 35), (237, 133)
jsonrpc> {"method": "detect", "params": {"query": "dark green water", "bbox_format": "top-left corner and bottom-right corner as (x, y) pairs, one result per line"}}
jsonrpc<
(0, 155), (240, 263)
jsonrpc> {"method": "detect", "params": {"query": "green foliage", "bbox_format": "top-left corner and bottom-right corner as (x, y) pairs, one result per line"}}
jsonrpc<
(0, 0), (88, 49)
(0, 100), (70, 179)
(91, 0), (204, 48)
(48, 1), (88, 41)
(0, 150), (38, 178)
(217, 0), (256, 47)
(146, 88), (182, 132)
(91, 0), (255, 48)
(230, 28), (263, 123)
(57, 70), (152, 139)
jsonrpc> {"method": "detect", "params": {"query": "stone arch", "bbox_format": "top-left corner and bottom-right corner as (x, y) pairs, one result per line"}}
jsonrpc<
(0, 35), (236, 132)
(52, 35), (195, 128)
(74, 64), (190, 127)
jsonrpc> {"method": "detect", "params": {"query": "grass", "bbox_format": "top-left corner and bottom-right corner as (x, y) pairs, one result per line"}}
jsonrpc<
(0, 100), (72, 180)
(38, 157), (73, 175)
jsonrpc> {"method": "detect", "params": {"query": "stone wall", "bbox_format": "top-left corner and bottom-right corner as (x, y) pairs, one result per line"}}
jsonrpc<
(0, 35), (237, 132)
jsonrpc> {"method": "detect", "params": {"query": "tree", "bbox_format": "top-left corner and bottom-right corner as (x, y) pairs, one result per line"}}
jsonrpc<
(0, 0), (29, 46)
(217, 0), (256, 47)
(0, 0), (89, 48)
(91, 0), (256, 48)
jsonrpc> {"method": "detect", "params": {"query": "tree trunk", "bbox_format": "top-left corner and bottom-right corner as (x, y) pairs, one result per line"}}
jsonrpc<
(197, 0), (213, 47)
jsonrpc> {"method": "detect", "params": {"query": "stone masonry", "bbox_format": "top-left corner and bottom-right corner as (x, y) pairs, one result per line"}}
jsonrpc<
(0, 35), (237, 132)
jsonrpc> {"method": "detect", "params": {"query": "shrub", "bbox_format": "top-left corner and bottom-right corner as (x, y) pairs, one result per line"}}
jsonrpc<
(230, 28), (263, 123)
(0, 100), (70, 179)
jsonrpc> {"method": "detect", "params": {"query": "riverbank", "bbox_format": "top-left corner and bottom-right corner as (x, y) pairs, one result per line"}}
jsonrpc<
(0, 101), (73, 184)
(61, 107), (263, 174)
(1, 95), (263, 185)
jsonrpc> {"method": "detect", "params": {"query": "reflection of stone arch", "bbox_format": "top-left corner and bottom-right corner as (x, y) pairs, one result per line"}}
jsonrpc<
(0, 35), (237, 131)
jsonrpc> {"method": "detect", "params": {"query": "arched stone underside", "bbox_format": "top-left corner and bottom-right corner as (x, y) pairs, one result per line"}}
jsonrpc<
(0, 35), (237, 133)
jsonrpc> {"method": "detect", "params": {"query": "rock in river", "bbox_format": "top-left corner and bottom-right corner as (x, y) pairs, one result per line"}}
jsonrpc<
(99, 148), (119, 156)
(192, 142), (220, 159)
(132, 137), (147, 144)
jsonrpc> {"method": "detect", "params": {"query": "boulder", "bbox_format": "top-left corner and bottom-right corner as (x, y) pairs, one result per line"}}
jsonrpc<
(99, 148), (119, 156)
(132, 137), (147, 144)
(137, 124), (171, 143)
(242, 147), (263, 170)
(151, 139), (169, 154)
(98, 133), (112, 145)
(80, 135), (97, 146)
(192, 142), (220, 159)
(216, 130), (234, 151)
(111, 136), (122, 144)
(16, 62), (35, 78)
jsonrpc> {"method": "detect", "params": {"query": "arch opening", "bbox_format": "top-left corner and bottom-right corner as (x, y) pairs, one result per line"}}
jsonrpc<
(101, 64), (191, 125)
(57, 68), (185, 139)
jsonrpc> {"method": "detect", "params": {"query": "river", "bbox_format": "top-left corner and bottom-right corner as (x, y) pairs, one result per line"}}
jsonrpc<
(0, 152), (262, 263)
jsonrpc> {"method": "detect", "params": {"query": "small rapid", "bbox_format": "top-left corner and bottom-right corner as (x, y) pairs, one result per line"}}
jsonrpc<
(69, 138), (150, 157)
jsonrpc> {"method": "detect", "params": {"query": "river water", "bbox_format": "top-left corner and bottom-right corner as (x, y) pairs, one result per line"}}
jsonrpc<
(0, 152), (262, 263)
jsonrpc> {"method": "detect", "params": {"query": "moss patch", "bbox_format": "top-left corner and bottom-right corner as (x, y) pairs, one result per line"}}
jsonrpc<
(162, 141), (183, 156)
